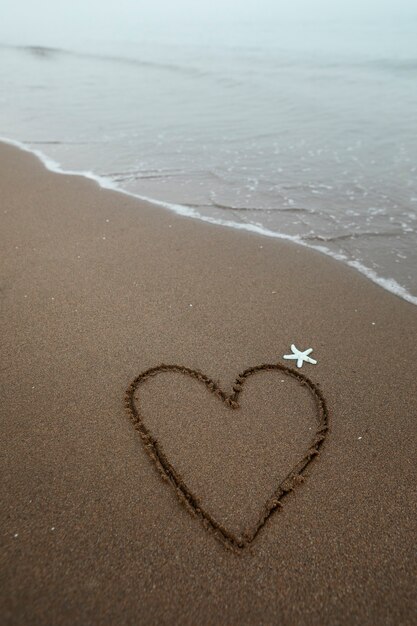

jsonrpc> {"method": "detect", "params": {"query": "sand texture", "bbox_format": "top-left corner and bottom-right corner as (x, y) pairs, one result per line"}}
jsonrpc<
(1, 143), (416, 625)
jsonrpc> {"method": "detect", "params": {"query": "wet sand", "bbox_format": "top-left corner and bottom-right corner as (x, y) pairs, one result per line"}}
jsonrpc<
(1, 142), (416, 625)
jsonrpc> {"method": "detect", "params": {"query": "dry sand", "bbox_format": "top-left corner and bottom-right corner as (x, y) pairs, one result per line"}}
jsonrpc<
(1, 142), (416, 625)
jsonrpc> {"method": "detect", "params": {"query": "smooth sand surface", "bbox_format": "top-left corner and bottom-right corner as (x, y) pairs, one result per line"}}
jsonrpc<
(1, 142), (416, 625)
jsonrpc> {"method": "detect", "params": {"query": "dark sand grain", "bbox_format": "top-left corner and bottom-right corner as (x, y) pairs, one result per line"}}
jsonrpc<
(1, 143), (416, 625)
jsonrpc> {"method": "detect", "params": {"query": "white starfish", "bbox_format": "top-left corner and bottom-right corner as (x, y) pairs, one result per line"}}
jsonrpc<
(283, 344), (317, 368)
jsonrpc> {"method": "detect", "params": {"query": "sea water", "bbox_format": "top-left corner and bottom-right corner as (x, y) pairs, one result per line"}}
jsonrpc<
(1, 11), (416, 303)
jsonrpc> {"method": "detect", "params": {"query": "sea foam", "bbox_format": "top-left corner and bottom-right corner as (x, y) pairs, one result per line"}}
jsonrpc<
(2, 136), (416, 307)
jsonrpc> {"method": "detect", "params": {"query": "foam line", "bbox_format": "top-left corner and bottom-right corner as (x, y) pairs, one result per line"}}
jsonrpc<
(1, 136), (416, 306)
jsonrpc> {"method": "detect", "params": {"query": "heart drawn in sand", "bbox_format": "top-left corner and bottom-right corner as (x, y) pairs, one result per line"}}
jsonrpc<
(125, 363), (329, 550)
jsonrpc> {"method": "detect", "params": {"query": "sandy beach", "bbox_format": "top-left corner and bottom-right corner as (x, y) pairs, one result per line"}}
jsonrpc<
(1, 141), (416, 624)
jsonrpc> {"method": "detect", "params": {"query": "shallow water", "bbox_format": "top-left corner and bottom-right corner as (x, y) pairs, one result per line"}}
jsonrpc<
(1, 15), (416, 303)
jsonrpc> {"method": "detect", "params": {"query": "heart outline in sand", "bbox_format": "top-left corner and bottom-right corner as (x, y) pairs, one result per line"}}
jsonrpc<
(125, 363), (329, 550)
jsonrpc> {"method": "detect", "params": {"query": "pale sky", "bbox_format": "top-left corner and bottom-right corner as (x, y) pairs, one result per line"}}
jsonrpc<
(1, 0), (416, 47)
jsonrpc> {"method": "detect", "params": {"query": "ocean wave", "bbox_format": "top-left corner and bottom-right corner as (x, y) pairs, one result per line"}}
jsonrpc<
(301, 230), (405, 243)
(1, 135), (416, 307)
(4, 42), (417, 82)
(1, 43), (240, 86)
(188, 202), (313, 214)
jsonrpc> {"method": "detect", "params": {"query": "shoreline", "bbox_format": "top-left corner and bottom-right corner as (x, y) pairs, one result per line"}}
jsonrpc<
(1, 136), (416, 306)
(1, 141), (416, 625)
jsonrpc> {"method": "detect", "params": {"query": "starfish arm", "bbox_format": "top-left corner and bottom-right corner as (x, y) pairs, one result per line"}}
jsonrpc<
(284, 345), (316, 367)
